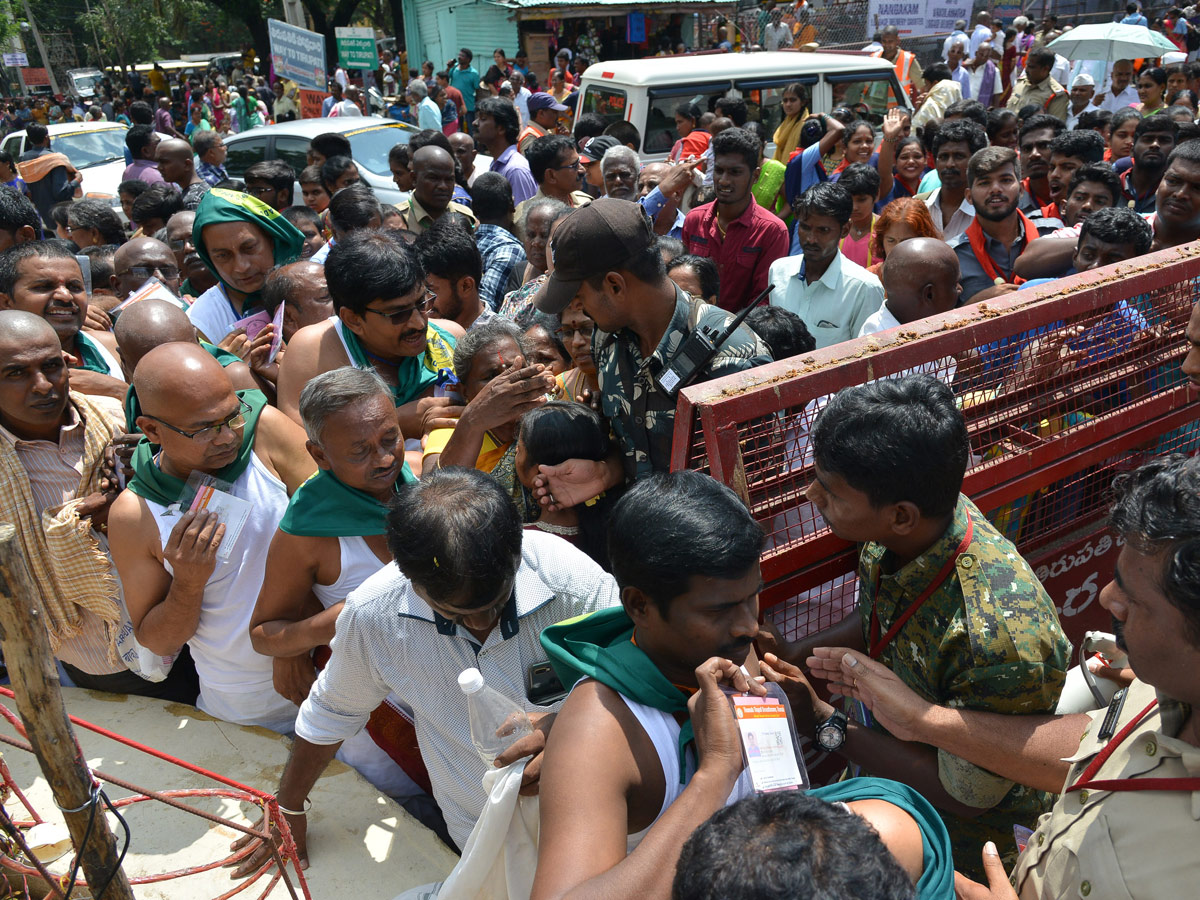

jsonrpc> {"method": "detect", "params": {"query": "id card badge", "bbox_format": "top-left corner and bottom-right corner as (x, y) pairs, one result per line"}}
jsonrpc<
(729, 684), (810, 793)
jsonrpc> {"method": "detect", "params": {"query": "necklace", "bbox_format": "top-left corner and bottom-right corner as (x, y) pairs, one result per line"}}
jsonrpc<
(849, 220), (870, 239)
(532, 520), (579, 536)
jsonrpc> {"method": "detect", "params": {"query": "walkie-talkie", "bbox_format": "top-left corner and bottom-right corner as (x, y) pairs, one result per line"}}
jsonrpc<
(655, 286), (773, 398)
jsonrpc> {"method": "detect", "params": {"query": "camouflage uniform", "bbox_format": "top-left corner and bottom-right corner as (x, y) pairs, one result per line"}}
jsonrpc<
(856, 494), (1071, 878)
(594, 285), (772, 481)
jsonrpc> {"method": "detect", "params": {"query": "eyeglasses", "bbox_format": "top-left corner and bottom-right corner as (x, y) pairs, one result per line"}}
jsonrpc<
(363, 294), (435, 326)
(145, 398), (251, 443)
(118, 264), (180, 281)
(558, 322), (595, 341)
(551, 158), (584, 171)
(167, 238), (193, 252)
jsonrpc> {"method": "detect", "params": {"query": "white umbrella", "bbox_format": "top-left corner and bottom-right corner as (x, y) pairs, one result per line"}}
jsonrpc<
(1047, 23), (1178, 62)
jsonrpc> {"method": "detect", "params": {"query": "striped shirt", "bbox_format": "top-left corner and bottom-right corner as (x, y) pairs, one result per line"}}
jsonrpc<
(0, 397), (126, 675)
(295, 530), (621, 848)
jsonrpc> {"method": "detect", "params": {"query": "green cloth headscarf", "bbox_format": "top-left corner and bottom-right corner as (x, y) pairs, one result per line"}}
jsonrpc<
(541, 606), (696, 783)
(341, 322), (457, 409)
(126, 389), (268, 506)
(278, 466), (416, 537)
(192, 188), (305, 313)
(809, 778), (955, 900)
(123, 342), (243, 433)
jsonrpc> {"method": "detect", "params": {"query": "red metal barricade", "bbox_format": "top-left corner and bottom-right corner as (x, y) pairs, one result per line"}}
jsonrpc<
(671, 243), (1200, 649)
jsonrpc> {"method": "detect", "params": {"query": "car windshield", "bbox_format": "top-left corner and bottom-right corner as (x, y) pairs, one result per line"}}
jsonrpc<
(50, 129), (127, 168)
(72, 73), (104, 93)
(348, 125), (411, 176)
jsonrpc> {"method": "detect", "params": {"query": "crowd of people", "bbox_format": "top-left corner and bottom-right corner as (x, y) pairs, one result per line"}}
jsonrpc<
(1, 10), (1198, 900)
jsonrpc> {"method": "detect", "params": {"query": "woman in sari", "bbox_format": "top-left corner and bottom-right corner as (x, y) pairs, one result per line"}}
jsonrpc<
(421, 320), (558, 520)
(771, 82), (810, 163)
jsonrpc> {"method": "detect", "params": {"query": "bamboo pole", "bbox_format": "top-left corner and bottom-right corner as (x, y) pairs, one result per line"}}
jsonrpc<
(0, 523), (134, 900)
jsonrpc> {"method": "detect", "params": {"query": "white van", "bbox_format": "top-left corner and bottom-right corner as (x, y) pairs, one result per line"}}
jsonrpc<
(577, 51), (913, 161)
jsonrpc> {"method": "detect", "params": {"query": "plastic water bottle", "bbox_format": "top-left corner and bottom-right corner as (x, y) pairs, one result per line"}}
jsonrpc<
(459, 667), (534, 765)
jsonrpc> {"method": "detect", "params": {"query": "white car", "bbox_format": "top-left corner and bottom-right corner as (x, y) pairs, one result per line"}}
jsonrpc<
(3, 121), (170, 213)
(221, 117), (491, 206)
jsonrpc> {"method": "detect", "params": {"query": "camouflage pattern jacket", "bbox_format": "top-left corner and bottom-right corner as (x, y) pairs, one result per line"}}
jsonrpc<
(594, 286), (772, 481)
(857, 494), (1071, 876)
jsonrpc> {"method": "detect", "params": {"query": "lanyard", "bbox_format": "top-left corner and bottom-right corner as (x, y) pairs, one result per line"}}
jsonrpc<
(1067, 699), (1200, 794)
(869, 512), (973, 659)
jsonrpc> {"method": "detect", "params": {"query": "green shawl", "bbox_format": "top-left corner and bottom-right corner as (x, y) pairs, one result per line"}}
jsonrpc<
(278, 466), (416, 537)
(192, 188), (305, 313)
(810, 778), (954, 900)
(74, 332), (114, 375)
(123, 342), (243, 433)
(126, 389), (268, 506)
(541, 606), (695, 782)
(342, 322), (457, 408)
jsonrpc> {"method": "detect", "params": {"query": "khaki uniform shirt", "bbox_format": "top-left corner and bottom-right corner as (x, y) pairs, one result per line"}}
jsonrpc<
(1013, 678), (1199, 900)
(395, 196), (478, 235)
(1006, 74), (1069, 120)
(858, 494), (1071, 878)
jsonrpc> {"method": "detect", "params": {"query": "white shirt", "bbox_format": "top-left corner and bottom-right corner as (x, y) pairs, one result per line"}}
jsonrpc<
(857, 303), (901, 337)
(1052, 54), (1072, 87)
(924, 188), (976, 242)
(187, 283), (239, 343)
(335, 67), (349, 89)
(767, 252), (885, 349)
(330, 99), (363, 117)
(1066, 101), (1101, 130)
(515, 87), (531, 126)
(969, 23), (994, 58)
(295, 531), (621, 849)
(764, 22), (793, 51)
(1100, 84), (1140, 113)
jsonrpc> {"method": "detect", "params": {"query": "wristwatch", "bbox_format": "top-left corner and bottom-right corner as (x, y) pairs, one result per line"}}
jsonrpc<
(815, 709), (848, 752)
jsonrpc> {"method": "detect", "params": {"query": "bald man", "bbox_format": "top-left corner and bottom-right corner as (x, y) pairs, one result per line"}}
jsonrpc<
(166, 211), (218, 297)
(107, 345), (315, 731)
(113, 298), (258, 432)
(111, 237), (184, 300)
(156, 138), (210, 208)
(860, 238), (962, 336)
(0, 310), (199, 700)
(0, 241), (126, 401)
(394, 145), (477, 234)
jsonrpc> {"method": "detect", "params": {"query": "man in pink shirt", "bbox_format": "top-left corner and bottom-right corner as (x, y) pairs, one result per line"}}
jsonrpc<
(681, 128), (789, 312)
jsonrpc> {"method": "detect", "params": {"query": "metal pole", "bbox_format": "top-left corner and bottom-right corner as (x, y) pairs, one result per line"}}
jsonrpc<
(19, 0), (60, 95)
(0, 524), (134, 900)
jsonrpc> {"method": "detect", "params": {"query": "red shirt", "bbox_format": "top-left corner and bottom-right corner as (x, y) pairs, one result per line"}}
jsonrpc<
(444, 85), (465, 118)
(681, 197), (790, 312)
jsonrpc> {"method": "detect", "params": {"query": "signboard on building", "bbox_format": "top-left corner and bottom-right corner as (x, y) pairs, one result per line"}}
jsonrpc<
(2, 52), (29, 67)
(335, 26), (376, 70)
(22, 67), (50, 87)
(268, 18), (327, 90)
(865, 0), (972, 38)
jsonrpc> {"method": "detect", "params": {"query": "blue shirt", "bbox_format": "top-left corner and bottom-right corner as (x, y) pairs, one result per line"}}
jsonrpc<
(1121, 12), (1148, 26)
(490, 145), (538, 205)
(785, 143), (827, 254)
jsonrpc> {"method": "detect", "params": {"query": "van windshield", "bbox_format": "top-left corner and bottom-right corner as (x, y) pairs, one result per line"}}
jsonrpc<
(581, 86), (628, 128)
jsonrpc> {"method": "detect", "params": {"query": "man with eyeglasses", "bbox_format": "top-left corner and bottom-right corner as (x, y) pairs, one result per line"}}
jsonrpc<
(166, 211), (217, 298)
(277, 230), (466, 452)
(108, 342), (316, 733)
(156, 138), (210, 209)
(0, 241), (127, 401)
(230, 467), (619, 872)
(516, 134), (593, 220)
(110, 237), (183, 300)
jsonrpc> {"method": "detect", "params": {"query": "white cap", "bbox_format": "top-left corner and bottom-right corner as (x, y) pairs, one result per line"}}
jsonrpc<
(1071, 73), (1095, 88)
(458, 667), (485, 695)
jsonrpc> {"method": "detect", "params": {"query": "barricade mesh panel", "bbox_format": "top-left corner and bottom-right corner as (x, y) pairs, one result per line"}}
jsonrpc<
(672, 247), (1200, 644)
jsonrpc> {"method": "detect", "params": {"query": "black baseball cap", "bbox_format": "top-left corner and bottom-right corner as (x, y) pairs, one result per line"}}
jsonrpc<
(534, 198), (656, 314)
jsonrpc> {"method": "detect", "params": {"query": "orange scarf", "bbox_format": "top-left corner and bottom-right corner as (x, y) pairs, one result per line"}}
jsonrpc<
(16, 152), (71, 184)
(965, 210), (1038, 286)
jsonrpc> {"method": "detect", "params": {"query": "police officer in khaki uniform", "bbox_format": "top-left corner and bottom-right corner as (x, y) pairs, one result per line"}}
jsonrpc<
(804, 452), (1200, 900)
(1007, 47), (1069, 121)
